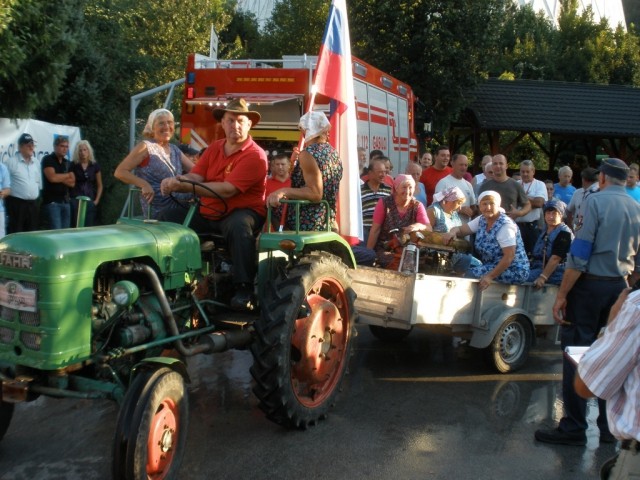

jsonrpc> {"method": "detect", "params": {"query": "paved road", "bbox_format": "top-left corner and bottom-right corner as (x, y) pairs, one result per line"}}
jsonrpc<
(0, 327), (617, 479)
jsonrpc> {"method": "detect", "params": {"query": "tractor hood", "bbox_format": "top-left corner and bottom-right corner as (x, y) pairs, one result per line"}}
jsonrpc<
(0, 221), (202, 282)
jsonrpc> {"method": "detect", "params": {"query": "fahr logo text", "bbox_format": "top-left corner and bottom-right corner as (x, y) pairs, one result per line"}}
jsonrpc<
(0, 253), (33, 270)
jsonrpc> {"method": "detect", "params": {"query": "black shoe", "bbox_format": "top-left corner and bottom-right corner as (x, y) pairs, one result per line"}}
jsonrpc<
(535, 427), (586, 446)
(230, 284), (254, 311)
(600, 431), (616, 444)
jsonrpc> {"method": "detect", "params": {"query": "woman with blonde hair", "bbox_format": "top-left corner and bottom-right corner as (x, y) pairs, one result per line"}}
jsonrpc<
(70, 140), (102, 226)
(115, 108), (193, 218)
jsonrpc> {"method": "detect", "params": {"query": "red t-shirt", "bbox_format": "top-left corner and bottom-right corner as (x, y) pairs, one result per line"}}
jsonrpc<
(420, 166), (452, 205)
(193, 136), (268, 219)
(265, 176), (291, 197)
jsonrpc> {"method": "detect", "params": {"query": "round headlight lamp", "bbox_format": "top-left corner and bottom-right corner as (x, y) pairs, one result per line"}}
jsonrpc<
(111, 280), (140, 307)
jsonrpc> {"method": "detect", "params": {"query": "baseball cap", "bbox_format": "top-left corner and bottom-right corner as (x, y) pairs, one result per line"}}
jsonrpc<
(543, 199), (567, 217)
(598, 158), (629, 181)
(18, 133), (34, 145)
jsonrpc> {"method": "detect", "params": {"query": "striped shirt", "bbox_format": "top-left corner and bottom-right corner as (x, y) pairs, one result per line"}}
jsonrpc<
(579, 290), (640, 441)
(361, 181), (391, 227)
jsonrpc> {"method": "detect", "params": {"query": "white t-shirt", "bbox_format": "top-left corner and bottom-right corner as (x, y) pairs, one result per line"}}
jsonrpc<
(435, 175), (476, 207)
(467, 215), (517, 248)
(517, 178), (547, 223)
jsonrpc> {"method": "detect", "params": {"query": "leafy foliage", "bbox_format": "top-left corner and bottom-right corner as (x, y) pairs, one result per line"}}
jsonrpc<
(255, 0), (329, 58)
(0, 0), (82, 117)
(350, 0), (509, 138)
(2, 0), (640, 221)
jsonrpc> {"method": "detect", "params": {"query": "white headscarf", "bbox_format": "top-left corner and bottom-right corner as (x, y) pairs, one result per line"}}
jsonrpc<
(433, 186), (465, 203)
(478, 190), (505, 213)
(299, 111), (330, 142)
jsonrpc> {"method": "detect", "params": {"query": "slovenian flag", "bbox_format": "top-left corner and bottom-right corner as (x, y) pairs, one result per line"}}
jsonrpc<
(313, 0), (362, 245)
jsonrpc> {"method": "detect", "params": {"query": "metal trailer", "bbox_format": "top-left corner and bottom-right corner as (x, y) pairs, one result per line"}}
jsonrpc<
(351, 265), (558, 373)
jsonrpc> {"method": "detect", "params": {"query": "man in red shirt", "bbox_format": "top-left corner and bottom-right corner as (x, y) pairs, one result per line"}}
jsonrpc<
(265, 152), (292, 196)
(160, 98), (268, 310)
(265, 152), (292, 229)
(420, 145), (452, 205)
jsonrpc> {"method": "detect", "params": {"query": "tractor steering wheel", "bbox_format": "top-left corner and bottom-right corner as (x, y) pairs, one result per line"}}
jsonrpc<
(169, 179), (228, 220)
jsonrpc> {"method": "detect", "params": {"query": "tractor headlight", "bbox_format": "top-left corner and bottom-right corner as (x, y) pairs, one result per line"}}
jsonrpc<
(112, 280), (139, 307)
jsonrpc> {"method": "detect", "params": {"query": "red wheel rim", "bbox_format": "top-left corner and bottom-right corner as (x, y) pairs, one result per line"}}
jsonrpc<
(146, 399), (179, 479)
(290, 276), (350, 407)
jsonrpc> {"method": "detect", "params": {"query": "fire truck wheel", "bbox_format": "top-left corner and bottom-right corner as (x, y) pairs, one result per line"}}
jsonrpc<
(112, 367), (189, 480)
(368, 325), (413, 342)
(485, 316), (532, 373)
(0, 401), (14, 442)
(250, 252), (356, 429)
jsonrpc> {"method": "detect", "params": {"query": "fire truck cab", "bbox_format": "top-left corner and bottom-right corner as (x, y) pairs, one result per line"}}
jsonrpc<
(181, 53), (422, 174)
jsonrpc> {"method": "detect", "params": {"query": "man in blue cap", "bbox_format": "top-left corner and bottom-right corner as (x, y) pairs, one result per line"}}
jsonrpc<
(535, 158), (640, 446)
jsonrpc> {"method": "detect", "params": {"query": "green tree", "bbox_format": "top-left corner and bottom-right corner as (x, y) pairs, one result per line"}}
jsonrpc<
(492, 3), (556, 80)
(349, 0), (510, 138)
(255, 0), (329, 58)
(221, 9), (261, 57)
(0, 0), (83, 117)
(554, 0), (608, 82)
(589, 25), (640, 85)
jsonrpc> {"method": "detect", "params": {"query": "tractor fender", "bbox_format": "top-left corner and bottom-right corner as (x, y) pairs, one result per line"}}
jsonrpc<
(470, 305), (534, 349)
(131, 357), (191, 384)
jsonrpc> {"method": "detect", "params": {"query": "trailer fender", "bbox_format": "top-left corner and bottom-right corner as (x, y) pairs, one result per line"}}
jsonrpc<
(470, 306), (534, 349)
(132, 357), (191, 384)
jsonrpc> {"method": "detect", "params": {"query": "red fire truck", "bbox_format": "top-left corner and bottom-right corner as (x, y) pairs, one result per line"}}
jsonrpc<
(180, 53), (421, 174)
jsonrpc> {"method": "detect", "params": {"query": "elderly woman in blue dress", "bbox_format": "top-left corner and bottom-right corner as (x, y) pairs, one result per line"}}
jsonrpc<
(527, 199), (574, 288)
(442, 190), (529, 290)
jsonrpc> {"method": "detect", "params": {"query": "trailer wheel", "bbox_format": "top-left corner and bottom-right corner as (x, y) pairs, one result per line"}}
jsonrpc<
(368, 325), (412, 342)
(251, 253), (356, 429)
(112, 368), (188, 480)
(485, 316), (532, 373)
(0, 401), (14, 442)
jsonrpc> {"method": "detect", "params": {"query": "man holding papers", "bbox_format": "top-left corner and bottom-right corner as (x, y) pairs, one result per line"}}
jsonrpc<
(575, 288), (640, 479)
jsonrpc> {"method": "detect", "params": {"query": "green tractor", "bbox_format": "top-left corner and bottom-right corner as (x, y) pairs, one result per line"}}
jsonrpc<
(0, 186), (357, 479)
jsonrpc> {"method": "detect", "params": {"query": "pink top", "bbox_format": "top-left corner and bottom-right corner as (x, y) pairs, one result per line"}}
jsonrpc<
(372, 198), (429, 225)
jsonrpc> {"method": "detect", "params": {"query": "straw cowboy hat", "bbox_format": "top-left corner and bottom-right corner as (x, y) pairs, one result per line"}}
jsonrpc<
(213, 98), (261, 125)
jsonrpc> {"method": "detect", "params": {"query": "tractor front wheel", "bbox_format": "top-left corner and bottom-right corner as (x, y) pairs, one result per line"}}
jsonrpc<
(112, 368), (189, 480)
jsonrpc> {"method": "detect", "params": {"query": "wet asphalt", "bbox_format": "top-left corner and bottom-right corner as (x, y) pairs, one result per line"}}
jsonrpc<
(0, 326), (618, 479)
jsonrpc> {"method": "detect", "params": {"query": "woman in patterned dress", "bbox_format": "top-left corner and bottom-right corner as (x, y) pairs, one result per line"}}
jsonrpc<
(115, 109), (194, 218)
(443, 190), (529, 290)
(366, 174), (431, 269)
(266, 111), (342, 231)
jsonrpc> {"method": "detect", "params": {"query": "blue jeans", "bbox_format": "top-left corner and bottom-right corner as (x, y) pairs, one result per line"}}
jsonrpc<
(44, 201), (71, 229)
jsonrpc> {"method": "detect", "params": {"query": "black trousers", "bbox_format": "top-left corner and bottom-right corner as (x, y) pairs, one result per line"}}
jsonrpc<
(159, 207), (264, 285)
(6, 196), (39, 233)
(517, 221), (539, 256)
(559, 276), (626, 434)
